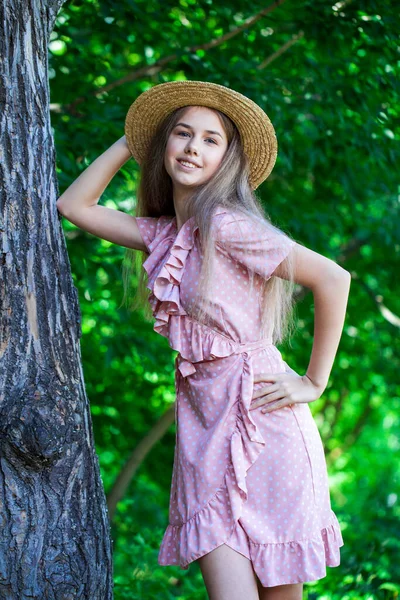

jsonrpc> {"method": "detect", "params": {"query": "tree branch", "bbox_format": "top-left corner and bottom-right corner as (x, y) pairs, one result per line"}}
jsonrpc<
(106, 403), (175, 519)
(257, 30), (304, 70)
(65, 0), (288, 115)
(256, 0), (356, 72)
(352, 272), (400, 328)
(189, 0), (288, 52)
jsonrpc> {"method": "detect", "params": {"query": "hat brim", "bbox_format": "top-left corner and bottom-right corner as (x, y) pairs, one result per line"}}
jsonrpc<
(124, 80), (277, 190)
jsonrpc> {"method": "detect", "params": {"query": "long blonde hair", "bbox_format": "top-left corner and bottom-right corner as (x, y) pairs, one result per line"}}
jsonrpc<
(121, 106), (296, 344)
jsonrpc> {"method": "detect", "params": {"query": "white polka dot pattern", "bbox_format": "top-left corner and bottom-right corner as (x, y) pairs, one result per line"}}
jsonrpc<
(135, 206), (343, 587)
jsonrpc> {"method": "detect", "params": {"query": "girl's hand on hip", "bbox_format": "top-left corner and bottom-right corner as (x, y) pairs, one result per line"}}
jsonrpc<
(249, 372), (323, 413)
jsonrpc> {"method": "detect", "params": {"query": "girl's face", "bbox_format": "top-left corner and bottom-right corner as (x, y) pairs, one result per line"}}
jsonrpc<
(164, 106), (229, 199)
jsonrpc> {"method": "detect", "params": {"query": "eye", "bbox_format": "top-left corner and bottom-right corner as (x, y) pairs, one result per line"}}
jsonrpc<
(176, 131), (217, 144)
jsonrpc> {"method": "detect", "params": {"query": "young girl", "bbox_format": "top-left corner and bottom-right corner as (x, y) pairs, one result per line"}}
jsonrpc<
(56, 80), (350, 600)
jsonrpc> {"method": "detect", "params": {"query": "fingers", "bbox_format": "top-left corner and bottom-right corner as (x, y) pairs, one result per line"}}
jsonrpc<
(250, 389), (284, 410)
(251, 374), (282, 406)
(253, 373), (282, 384)
(261, 399), (293, 414)
(252, 382), (280, 401)
(250, 372), (298, 413)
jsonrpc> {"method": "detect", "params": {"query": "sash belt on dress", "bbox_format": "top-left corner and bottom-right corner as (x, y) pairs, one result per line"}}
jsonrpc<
(176, 337), (273, 378)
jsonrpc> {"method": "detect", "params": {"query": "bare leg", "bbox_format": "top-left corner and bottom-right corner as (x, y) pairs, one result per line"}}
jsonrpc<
(257, 577), (303, 600)
(197, 544), (260, 600)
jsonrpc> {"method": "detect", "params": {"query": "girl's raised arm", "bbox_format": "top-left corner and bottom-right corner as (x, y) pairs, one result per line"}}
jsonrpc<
(56, 136), (146, 251)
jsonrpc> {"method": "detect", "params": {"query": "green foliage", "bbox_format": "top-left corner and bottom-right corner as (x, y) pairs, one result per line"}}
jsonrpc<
(112, 524), (206, 599)
(51, 0), (400, 597)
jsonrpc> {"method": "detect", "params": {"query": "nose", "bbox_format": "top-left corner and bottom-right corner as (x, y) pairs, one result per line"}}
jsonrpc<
(184, 136), (199, 155)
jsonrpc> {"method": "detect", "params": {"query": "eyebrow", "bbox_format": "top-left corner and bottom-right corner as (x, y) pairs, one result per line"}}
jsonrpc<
(174, 122), (224, 139)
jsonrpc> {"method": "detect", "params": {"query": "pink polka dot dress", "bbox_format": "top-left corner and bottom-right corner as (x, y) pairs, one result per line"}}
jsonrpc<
(135, 205), (343, 587)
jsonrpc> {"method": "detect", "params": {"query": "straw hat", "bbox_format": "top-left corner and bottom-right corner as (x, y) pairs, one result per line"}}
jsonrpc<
(124, 80), (277, 190)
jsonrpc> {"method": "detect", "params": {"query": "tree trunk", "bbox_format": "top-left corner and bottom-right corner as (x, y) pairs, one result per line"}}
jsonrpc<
(0, 1), (113, 598)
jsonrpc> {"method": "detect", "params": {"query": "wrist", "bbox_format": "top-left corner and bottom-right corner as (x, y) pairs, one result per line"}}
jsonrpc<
(114, 136), (132, 163)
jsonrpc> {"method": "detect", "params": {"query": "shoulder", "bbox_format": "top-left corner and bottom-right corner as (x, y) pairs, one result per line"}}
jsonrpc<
(212, 207), (285, 245)
(210, 207), (296, 278)
(212, 206), (252, 233)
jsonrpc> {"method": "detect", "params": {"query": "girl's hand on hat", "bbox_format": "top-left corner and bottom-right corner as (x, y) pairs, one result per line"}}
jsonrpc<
(250, 372), (324, 413)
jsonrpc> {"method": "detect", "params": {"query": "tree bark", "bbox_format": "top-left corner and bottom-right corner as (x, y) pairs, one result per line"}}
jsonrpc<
(0, 1), (113, 598)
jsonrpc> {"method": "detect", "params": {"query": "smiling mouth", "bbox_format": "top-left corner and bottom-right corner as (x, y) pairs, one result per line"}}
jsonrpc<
(177, 159), (200, 169)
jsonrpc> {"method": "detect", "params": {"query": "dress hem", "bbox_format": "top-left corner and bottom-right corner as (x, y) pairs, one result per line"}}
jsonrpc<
(158, 518), (343, 587)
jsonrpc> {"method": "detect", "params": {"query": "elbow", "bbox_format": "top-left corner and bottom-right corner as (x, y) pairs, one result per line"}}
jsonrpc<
(324, 263), (352, 291)
(309, 262), (351, 293)
(56, 197), (76, 219)
(337, 265), (351, 284)
(56, 198), (67, 216)
(333, 264), (351, 281)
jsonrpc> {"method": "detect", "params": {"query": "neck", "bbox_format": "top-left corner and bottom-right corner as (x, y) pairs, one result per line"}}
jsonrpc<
(173, 187), (193, 230)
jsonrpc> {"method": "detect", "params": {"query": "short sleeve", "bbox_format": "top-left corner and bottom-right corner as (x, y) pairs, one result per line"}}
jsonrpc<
(215, 213), (296, 280)
(135, 217), (159, 252)
(135, 215), (175, 253)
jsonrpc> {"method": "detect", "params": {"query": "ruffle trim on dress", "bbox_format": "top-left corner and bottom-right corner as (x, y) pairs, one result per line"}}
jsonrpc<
(158, 465), (343, 586)
(142, 215), (194, 330)
(158, 352), (266, 568)
(157, 419), (264, 570)
(159, 454), (343, 586)
(248, 517), (344, 587)
(158, 351), (344, 586)
(142, 211), (241, 367)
